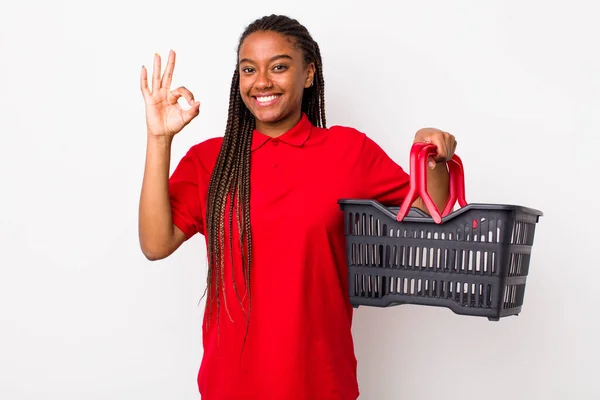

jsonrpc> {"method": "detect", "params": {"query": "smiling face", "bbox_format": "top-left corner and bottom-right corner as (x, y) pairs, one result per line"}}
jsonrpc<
(238, 30), (315, 137)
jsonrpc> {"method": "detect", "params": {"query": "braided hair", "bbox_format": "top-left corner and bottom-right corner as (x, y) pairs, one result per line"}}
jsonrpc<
(204, 14), (326, 333)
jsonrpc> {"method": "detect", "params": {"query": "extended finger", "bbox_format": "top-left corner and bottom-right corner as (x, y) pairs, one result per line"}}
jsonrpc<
(140, 66), (150, 99)
(161, 50), (176, 89)
(152, 53), (162, 91)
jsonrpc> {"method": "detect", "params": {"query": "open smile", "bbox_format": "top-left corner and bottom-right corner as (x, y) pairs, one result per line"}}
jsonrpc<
(252, 94), (282, 107)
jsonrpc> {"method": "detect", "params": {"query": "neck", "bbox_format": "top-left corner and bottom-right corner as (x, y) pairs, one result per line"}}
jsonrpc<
(255, 110), (302, 138)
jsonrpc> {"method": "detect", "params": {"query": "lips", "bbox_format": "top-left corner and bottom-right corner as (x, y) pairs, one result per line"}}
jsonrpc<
(252, 94), (281, 107)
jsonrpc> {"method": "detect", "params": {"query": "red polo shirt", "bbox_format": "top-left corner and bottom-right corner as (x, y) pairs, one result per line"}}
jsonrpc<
(168, 113), (410, 400)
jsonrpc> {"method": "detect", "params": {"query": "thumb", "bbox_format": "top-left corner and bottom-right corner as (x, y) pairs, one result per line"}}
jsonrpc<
(428, 157), (437, 169)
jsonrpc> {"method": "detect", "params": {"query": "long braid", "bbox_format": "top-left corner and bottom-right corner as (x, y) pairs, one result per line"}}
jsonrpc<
(205, 15), (326, 342)
(205, 70), (243, 326)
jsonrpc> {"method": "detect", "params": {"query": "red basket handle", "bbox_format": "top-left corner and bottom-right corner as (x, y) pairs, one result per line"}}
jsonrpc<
(396, 143), (467, 224)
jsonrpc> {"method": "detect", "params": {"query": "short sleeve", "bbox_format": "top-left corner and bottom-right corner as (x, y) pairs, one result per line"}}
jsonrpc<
(360, 135), (410, 206)
(169, 149), (205, 239)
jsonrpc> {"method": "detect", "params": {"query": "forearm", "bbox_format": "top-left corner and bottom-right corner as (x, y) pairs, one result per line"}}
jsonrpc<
(413, 162), (450, 213)
(138, 135), (177, 259)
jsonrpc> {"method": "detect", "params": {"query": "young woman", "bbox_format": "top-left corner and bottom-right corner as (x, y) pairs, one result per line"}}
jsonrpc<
(139, 14), (457, 400)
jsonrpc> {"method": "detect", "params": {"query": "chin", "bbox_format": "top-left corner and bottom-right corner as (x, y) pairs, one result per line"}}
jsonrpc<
(251, 108), (285, 124)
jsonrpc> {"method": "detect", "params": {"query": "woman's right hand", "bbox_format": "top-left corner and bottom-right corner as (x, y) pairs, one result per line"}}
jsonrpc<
(140, 50), (200, 138)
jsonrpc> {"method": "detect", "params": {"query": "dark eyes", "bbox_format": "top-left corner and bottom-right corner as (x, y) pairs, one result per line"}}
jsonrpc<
(241, 65), (288, 74)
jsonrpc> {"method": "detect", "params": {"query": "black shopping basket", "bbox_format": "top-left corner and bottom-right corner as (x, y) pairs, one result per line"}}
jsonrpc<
(338, 143), (543, 321)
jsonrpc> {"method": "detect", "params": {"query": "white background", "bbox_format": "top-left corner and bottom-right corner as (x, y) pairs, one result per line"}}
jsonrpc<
(1, 0), (597, 399)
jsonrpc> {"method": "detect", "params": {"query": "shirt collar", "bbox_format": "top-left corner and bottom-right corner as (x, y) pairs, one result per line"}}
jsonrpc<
(251, 113), (313, 152)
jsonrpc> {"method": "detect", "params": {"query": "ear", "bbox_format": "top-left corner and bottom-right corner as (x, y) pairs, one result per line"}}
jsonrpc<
(304, 62), (316, 88)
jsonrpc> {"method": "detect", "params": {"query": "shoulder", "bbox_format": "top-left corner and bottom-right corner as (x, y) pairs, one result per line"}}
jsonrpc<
(184, 137), (223, 169)
(326, 124), (367, 141)
(312, 123), (368, 152)
(322, 123), (389, 155)
(187, 136), (223, 157)
(322, 123), (391, 160)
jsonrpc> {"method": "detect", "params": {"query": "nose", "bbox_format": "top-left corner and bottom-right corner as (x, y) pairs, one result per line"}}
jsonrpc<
(254, 69), (272, 90)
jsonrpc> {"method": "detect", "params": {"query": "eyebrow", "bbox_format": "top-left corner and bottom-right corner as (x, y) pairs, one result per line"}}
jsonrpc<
(239, 54), (294, 64)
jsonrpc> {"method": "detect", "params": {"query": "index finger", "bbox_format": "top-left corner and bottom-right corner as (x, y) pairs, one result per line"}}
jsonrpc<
(161, 50), (176, 89)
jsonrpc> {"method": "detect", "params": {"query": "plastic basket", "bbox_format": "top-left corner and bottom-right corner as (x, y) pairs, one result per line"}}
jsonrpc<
(338, 143), (543, 321)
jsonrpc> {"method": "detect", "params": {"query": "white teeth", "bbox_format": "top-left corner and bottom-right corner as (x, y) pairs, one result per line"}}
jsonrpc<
(256, 95), (278, 102)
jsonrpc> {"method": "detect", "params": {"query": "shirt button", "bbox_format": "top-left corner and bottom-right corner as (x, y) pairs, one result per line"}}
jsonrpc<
(271, 139), (279, 146)
(273, 163), (279, 168)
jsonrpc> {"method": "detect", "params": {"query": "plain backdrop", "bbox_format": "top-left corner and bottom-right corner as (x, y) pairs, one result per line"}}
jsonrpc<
(1, 0), (597, 399)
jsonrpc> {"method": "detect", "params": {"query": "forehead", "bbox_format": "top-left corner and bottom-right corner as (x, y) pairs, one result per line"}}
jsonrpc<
(238, 31), (301, 62)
